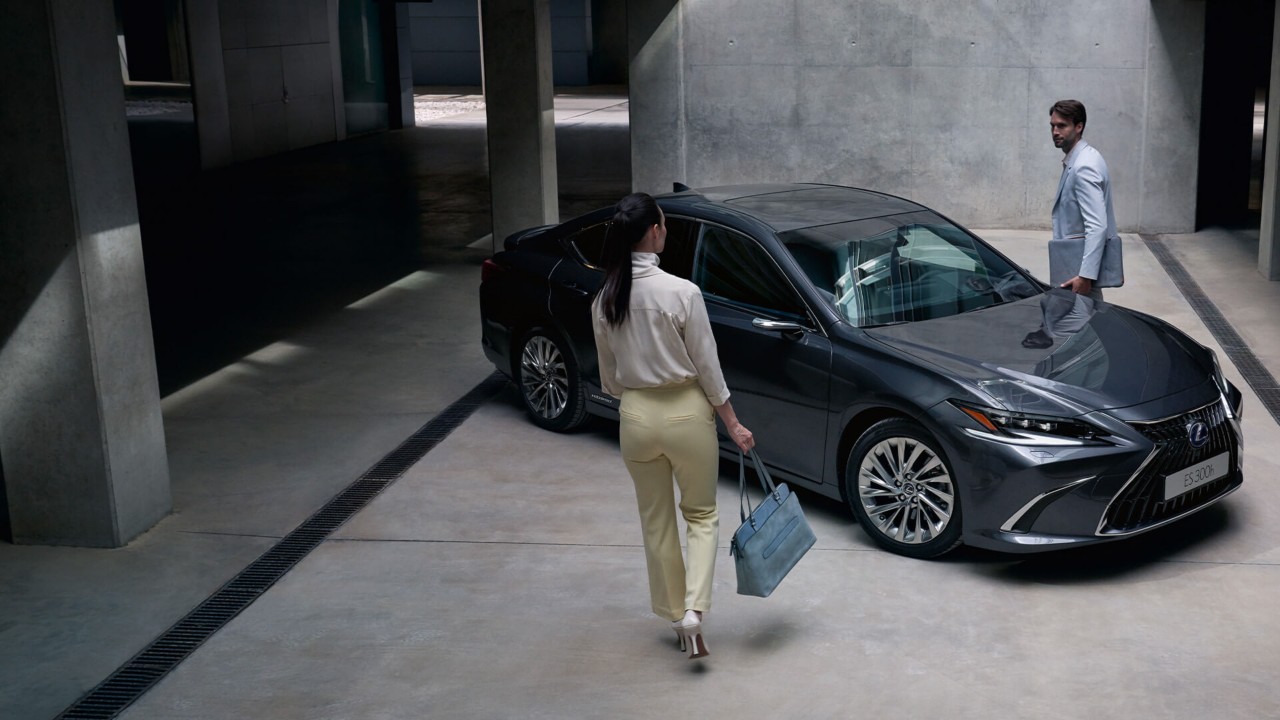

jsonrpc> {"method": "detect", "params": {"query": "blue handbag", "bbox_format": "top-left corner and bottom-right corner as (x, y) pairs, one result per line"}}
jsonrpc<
(729, 449), (816, 598)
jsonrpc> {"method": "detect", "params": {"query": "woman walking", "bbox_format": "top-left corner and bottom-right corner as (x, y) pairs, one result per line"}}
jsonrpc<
(592, 192), (754, 660)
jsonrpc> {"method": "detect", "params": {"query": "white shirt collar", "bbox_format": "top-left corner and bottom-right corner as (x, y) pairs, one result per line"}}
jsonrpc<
(631, 252), (662, 277)
(1063, 138), (1090, 168)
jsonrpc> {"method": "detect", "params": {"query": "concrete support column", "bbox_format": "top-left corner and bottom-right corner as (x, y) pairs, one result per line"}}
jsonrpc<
(185, 0), (233, 169)
(382, 2), (415, 130)
(627, 0), (682, 195)
(0, 0), (171, 546)
(329, 0), (348, 142)
(1260, 6), (1280, 279)
(480, 0), (558, 249)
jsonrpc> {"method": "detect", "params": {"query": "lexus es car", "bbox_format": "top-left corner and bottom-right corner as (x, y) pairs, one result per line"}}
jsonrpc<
(479, 183), (1244, 558)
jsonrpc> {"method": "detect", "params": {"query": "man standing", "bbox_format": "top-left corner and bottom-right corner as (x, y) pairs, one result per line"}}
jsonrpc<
(1048, 99), (1123, 298)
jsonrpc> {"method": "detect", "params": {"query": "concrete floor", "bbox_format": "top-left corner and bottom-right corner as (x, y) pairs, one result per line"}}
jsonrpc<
(3, 92), (1280, 720)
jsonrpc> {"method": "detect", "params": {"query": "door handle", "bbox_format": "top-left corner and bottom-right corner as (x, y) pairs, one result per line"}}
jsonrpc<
(752, 318), (804, 332)
(752, 317), (807, 339)
(562, 282), (590, 297)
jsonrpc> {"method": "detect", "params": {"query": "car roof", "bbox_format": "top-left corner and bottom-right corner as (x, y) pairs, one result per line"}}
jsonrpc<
(659, 183), (929, 232)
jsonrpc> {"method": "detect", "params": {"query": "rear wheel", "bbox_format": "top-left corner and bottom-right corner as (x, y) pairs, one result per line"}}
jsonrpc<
(845, 418), (962, 558)
(517, 328), (588, 431)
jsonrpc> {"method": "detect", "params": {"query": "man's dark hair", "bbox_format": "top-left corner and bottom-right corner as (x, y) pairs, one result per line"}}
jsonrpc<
(1050, 99), (1087, 129)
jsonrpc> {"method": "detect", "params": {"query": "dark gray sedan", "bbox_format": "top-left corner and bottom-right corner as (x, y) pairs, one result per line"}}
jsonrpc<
(479, 184), (1244, 558)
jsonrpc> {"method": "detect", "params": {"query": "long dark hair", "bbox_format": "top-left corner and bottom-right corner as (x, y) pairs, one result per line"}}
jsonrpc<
(599, 192), (662, 327)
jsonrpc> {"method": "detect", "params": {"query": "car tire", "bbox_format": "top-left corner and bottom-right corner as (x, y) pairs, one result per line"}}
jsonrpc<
(516, 327), (588, 432)
(845, 418), (963, 558)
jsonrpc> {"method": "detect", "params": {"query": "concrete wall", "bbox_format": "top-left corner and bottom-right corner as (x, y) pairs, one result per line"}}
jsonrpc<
(630, 0), (1206, 233)
(408, 0), (599, 86)
(216, 0), (341, 162)
(408, 0), (483, 85)
(550, 0), (592, 85)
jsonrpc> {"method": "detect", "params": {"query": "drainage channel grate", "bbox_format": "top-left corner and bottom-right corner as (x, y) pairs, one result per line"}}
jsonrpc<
(1142, 234), (1280, 427)
(56, 372), (509, 720)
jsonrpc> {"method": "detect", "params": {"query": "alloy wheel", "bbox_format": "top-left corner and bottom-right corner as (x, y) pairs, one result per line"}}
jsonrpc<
(857, 436), (956, 546)
(520, 335), (569, 421)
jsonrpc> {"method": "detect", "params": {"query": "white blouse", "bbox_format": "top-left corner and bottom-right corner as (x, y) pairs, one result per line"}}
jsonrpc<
(591, 253), (731, 406)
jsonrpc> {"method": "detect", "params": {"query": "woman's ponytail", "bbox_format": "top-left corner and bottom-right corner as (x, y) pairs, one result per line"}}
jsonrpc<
(598, 192), (662, 327)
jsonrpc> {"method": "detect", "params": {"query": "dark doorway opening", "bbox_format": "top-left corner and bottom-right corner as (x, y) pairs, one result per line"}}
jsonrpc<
(114, 0), (189, 83)
(1197, 0), (1276, 229)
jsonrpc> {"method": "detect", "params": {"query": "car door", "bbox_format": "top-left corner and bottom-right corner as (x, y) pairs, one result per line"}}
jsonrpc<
(547, 220), (608, 403)
(691, 223), (832, 483)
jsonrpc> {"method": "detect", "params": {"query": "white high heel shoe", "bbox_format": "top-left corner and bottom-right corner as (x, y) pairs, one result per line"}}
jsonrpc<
(674, 610), (709, 659)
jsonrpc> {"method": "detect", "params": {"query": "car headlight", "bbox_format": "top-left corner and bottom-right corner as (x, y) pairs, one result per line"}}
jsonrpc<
(1210, 350), (1227, 395)
(1208, 350), (1243, 420)
(950, 401), (1107, 445)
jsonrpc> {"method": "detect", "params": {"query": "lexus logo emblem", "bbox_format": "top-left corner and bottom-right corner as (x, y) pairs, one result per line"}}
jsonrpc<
(1187, 421), (1210, 449)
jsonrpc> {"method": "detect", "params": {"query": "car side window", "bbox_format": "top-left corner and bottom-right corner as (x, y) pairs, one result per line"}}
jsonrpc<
(567, 216), (696, 277)
(567, 222), (610, 269)
(659, 216), (697, 280)
(693, 224), (808, 321)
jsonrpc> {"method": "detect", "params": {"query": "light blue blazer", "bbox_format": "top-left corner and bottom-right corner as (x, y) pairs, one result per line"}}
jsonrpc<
(1050, 140), (1124, 288)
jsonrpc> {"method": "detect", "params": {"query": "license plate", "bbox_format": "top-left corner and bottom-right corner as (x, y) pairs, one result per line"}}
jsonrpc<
(1164, 452), (1229, 501)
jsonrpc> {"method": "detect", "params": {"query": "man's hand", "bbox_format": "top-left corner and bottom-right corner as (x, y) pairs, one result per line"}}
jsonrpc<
(1060, 275), (1094, 295)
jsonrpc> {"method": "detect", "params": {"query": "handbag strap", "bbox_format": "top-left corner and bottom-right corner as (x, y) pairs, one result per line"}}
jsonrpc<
(738, 448), (781, 524)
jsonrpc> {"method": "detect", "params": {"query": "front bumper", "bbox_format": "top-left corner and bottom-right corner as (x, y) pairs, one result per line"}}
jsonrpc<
(946, 386), (1243, 554)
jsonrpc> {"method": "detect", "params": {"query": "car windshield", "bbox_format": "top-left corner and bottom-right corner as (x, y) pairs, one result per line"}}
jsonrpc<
(781, 210), (1040, 327)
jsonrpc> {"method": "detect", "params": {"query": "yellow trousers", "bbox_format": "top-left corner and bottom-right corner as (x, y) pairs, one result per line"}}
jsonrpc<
(618, 383), (720, 621)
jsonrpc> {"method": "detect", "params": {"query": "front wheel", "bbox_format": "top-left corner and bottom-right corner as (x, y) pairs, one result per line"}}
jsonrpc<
(516, 328), (588, 432)
(845, 418), (962, 558)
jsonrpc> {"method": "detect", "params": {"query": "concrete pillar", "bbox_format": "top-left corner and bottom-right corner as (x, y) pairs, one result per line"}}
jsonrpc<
(185, 0), (233, 169)
(329, 0), (348, 142)
(1260, 5), (1280, 279)
(381, 1), (415, 129)
(0, 0), (171, 546)
(395, 3), (416, 129)
(479, 0), (558, 250)
(627, 0), (682, 195)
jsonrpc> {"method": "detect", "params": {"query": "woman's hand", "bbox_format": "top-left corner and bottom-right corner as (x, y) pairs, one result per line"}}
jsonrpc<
(728, 421), (754, 453)
(713, 399), (754, 452)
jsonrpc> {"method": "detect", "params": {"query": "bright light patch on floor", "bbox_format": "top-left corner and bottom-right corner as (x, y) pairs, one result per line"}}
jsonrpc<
(162, 272), (444, 406)
(344, 270), (444, 311)
(414, 93), (485, 124)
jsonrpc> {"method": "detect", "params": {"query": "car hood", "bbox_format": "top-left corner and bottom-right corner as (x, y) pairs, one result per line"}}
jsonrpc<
(862, 290), (1214, 414)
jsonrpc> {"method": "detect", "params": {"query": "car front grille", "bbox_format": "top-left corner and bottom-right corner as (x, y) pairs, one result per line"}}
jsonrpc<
(1100, 400), (1238, 534)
